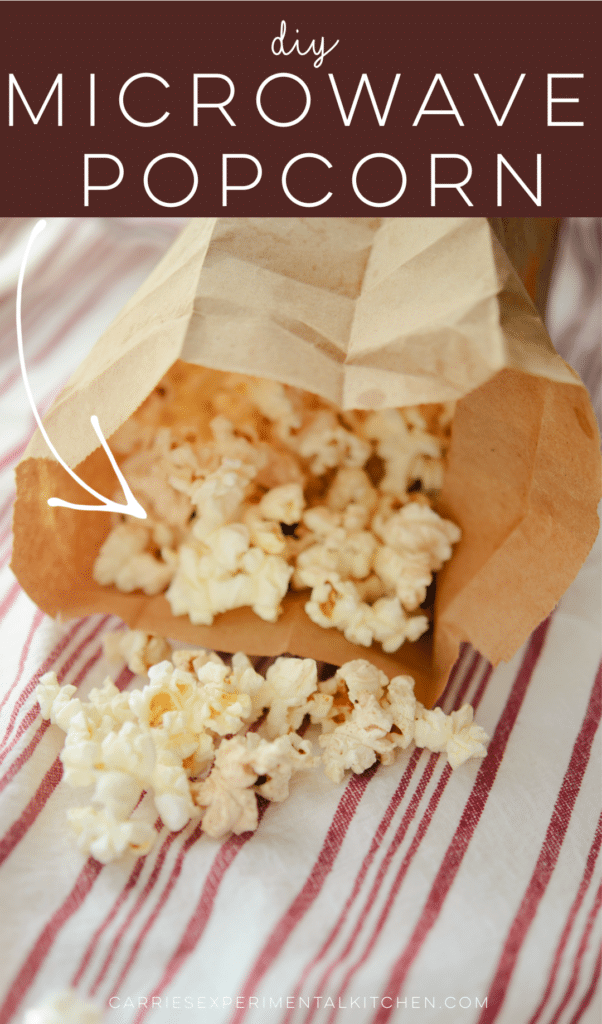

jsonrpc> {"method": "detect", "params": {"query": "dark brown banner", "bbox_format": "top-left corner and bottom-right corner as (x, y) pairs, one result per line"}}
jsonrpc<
(1, 1), (599, 215)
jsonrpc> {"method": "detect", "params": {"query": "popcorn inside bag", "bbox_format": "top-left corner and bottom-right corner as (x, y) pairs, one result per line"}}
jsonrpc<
(92, 363), (461, 658)
(13, 218), (601, 712)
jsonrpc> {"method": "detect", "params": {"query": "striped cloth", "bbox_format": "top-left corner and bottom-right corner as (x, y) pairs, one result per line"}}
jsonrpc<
(0, 219), (599, 1024)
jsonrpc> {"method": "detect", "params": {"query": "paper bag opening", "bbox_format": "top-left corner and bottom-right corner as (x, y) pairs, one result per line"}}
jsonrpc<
(11, 218), (601, 708)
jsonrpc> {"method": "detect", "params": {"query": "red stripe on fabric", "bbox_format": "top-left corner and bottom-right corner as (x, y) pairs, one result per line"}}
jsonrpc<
(313, 756), (440, 1024)
(0, 257), (141, 465)
(527, 813), (602, 1024)
(281, 647), (480, 1024)
(94, 655), (388, 1007)
(307, 659), (493, 1024)
(439, 647), (481, 713)
(0, 632), (104, 776)
(131, 806), (273, 1024)
(0, 239), (133, 400)
(104, 822), (209, 1000)
(548, 880), (602, 1024)
(0, 720), (51, 796)
(0, 666), (132, 865)
(567, 945), (602, 1024)
(477, 661), (602, 1024)
(0, 608), (43, 717)
(0, 493), (15, 531)
(0, 361), (68, 468)
(23, 246), (145, 368)
(298, 651), (487, 1024)
(283, 750), (423, 1024)
(0, 754), (62, 867)
(0, 229), (114, 385)
(0, 579), (20, 625)
(225, 771), (374, 1024)
(0, 541), (15, 570)
(0, 614), (87, 749)
(0, 858), (104, 1024)
(0, 238), (162, 475)
(433, 644), (469, 710)
(0, 521), (12, 550)
(0, 221), (82, 359)
(280, 647), (475, 1024)
(88, 830), (180, 996)
(72, 821), (163, 990)
(0, 664), (134, 1020)
(0, 506), (16, 553)
(0, 435), (30, 473)
(373, 617), (552, 1024)
(0, 232), (160, 400)
(328, 762), (453, 1024)
(0, 616), (104, 756)
(129, 774), (369, 1024)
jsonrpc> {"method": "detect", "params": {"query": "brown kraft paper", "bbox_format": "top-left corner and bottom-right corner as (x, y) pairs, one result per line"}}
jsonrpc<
(11, 218), (601, 708)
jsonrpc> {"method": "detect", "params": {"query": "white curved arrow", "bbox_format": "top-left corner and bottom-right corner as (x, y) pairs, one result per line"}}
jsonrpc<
(17, 219), (147, 519)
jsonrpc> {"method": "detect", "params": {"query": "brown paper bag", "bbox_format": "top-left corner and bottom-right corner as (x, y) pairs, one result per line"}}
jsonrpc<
(12, 218), (601, 708)
(489, 218), (560, 316)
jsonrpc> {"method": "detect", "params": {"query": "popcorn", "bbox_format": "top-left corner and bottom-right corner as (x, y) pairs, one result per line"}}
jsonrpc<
(362, 407), (444, 495)
(24, 989), (103, 1024)
(47, 370), (487, 857)
(305, 573), (359, 629)
(37, 646), (488, 860)
(189, 458), (256, 540)
(293, 524), (376, 589)
(192, 736), (259, 839)
(296, 411), (371, 474)
(166, 520), (293, 627)
(152, 757), (199, 832)
(36, 672), (61, 719)
(445, 706), (490, 769)
(192, 731), (316, 838)
(414, 702), (490, 768)
(383, 675), (417, 749)
(413, 705), (451, 753)
(103, 629), (171, 675)
(92, 369), (460, 657)
(244, 549), (294, 623)
(333, 660), (389, 702)
(364, 596), (429, 653)
(258, 657), (318, 738)
(305, 576), (429, 653)
(93, 524), (149, 587)
(257, 482), (305, 524)
(67, 806), (156, 863)
(171, 648), (226, 674)
(92, 770), (143, 821)
(326, 467), (378, 514)
(246, 377), (303, 439)
(319, 696), (395, 783)
(93, 523), (173, 596)
(373, 547), (434, 612)
(244, 507), (287, 555)
(248, 732), (317, 801)
(99, 721), (156, 782)
(373, 502), (461, 570)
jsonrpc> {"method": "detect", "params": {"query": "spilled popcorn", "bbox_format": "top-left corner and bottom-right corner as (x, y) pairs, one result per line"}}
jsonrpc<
(92, 367), (460, 654)
(24, 990), (102, 1024)
(36, 631), (489, 862)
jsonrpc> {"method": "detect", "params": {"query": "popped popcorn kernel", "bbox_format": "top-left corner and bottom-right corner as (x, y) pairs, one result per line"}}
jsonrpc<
(103, 628), (171, 675)
(38, 641), (488, 859)
(24, 989), (103, 1024)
